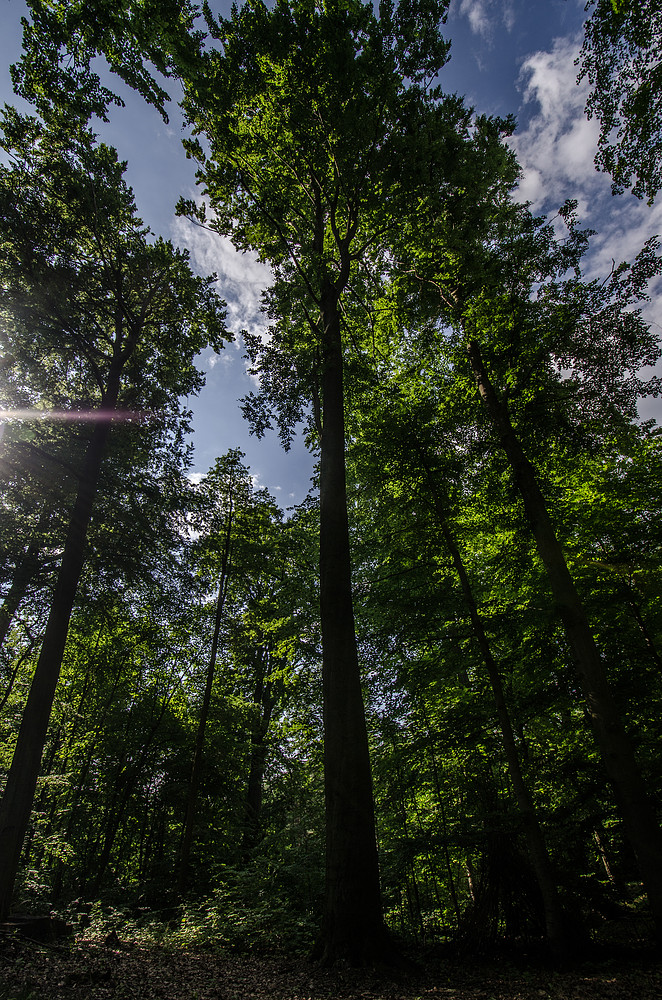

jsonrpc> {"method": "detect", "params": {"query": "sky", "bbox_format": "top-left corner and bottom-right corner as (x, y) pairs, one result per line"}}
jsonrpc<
(1, 0), (661, 506)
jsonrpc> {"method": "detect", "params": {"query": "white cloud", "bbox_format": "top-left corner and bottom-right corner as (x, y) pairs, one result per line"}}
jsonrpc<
(511, 35), (601, 216)
(503, 1), (515, 33)
(458, 0), (490, 37)
(171, 209), (273, 340)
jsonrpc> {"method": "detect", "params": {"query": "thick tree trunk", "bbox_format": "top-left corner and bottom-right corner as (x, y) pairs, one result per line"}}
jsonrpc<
(0, 383), (118, 918)
(177, 503), (232, 895)
(466, 339), (662, 940)
(436, 513), (571, 959)
(317, 282), (386, 964)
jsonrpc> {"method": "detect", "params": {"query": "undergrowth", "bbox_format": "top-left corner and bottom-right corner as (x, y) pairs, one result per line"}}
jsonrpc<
(59, 863), (319, 957)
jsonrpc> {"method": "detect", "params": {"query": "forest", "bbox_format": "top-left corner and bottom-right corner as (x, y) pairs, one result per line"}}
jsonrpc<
(1, 0), (662, 996)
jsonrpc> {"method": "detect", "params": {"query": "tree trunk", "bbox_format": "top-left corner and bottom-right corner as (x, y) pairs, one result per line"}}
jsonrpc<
(392, 742), (425, 940)
(242, 668), (275, 859)
(51, 650), (125, 899)
(0, 558), (35, 652)
(466, 338), (662, 941)
(317, 281), (386, 964)
(435, 510), (571, 959)
(619, 581), (662, 676)
(0, 373), (120, 919)
(418, 705), (461, 927)
(594, 826), (617, 885)
(177, 501), (233, 895)
(0, 643), (39, 714)
(88, 691), (171, 896)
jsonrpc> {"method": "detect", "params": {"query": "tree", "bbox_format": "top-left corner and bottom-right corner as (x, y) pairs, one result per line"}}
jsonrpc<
(178, 0), (459, 962)
(578, 0), (662, 202)
(177, 452), (242, 895)
(456, 284), (662, 941)
(177, 450), (289, 892)
(346, 371), (573, 957)
(428, 229), (662, 938)
(0, 110), (226, 917)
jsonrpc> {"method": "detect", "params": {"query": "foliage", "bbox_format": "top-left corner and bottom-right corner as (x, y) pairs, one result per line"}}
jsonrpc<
(578, 0), (662, 201)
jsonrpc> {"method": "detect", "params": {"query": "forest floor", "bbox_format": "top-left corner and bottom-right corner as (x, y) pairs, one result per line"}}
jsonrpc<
(0, 932), (660, 1000)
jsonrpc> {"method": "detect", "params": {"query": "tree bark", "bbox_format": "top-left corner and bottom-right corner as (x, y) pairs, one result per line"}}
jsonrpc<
(417, 703), (461, 926)
(88, 689), (171, 896)
(466, 338), (662, 941)
(177, 500), (233, 895)
(0, 366), (121, 919)
(0, 559), (35, 653)
(317, 281), (386, 964)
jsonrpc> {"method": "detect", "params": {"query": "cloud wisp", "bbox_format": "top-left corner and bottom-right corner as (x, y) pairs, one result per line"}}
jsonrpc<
(453, 0), (515, 41)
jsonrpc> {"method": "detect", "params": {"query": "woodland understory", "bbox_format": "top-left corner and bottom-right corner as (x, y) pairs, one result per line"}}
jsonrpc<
(1, 933), (661, 1000)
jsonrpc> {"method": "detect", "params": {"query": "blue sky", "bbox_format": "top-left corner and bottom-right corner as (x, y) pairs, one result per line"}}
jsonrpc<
(2, 0), (661, 505)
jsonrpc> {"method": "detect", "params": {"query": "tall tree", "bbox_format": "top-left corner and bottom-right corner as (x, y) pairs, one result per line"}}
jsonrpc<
(398, 192), (662, 937)
(456, 263), (662, 940)
(178, 0), (456, 962)
(177, 450), (280, 892)
(0, 111), (226, 917)
(348, 374), (573, 957)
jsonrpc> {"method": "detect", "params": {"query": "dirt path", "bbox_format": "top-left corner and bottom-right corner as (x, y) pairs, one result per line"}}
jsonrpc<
(1, 935), (660, 1000)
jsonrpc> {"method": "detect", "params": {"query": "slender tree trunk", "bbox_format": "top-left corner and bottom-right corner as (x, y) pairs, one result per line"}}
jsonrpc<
(242, 669), (275, 859)
(177, 501), (233, 895)
(435, 510), (570, 959)
(89, 692), (170, 896)
(418, 707), (461, 926)
(0, 561), (35, 652)
(88, 775), (139, 896)
(619, 582), (662, 676)
(594, 826), (617, 885)
(466, 338), (662, 940)
(51, 649), (125, 899)
(0, 642), (39, 713)
(0, 371), (121, 918)
(318, 281), (386, 964)
(0, 505), (54, 650)
(392, 744), (425, 940)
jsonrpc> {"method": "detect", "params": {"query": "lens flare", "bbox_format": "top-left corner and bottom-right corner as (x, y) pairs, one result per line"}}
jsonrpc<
(0, 408), (154, 423)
